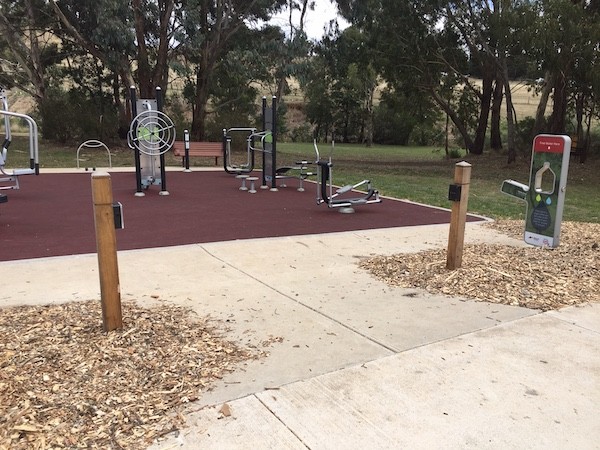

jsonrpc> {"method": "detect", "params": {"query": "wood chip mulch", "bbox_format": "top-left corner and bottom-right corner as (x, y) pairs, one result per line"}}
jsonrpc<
(0, 300), (270, 449)
(359, 221), (600, 311)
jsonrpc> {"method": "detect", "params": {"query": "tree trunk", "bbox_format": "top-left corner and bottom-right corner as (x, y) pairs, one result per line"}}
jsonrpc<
(430, 88), (475, 153)
(531, 71), (552, 137)
(132, 0), (173, 97)
(574, 92), (584, 139)
(490, 78), (503, 150)
(192, 67), (210, 140)
(155, 0), (174, 91)
(191, 1), (213, 141)
(132, 0), (152, 97)
(548, 71), (568, 133)
(276, 0), (309, 100)
(500, 59), (517, 164)
(581, 103), (592, 164)
(189, 0), (248, 140)
(25, 0), (45, 102)
(0, 1), (46, 102)
(472, 73), (494, 155)
(364, 79), (375, 147)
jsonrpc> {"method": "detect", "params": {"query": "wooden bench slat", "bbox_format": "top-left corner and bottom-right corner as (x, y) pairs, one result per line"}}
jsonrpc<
(172, 141), (222, 165)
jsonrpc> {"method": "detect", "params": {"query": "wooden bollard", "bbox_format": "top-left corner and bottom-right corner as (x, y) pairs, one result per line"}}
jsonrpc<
(91, 172), (123, 332)
(446, 161), (472, 270)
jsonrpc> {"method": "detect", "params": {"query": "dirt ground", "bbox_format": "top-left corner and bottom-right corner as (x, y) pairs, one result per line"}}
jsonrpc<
(359, 220), (600, 311)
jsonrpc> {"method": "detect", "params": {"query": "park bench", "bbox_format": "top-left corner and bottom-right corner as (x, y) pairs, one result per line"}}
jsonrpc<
(570, 135), (583, 162)
(172, 141), (223, 166)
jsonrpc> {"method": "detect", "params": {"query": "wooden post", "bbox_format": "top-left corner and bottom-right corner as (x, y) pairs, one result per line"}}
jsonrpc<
(446, 161), (472, 270)
(91, 172), (123, 332)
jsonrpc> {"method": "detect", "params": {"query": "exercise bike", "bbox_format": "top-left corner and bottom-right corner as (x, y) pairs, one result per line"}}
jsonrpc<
(313, 140), (382, 213)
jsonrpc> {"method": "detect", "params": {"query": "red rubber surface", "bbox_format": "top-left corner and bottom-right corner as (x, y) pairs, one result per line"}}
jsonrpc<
(0, 171), (482, 262)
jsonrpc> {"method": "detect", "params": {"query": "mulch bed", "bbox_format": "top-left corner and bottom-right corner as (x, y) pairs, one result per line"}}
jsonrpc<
(0, 300), (270, 449)
(359, 220), (600, 311)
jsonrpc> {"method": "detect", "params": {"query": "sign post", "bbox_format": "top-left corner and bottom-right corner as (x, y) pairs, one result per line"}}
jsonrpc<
(91, 172), (123, 332)
(446, 161), (472, 270)
(501, 134), (571, 248)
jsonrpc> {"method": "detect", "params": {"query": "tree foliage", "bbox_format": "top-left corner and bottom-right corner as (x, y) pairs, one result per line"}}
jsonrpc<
(0, 0), (598, 157)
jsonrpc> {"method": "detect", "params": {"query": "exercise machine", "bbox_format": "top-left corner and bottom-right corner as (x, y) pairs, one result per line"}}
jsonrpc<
(223, 127), (257, 175)
(1, 87), (40, 195)
(313, 140), (382, 213)
(274, 163), (315, 192)
(76, 139), (112, 170)
(127, 86), (175, 196)
(223, 96), (279, 190)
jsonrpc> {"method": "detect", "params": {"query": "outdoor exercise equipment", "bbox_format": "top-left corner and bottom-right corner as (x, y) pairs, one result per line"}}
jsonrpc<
(76, 139), (112, 170)
(223, 96), (281, 190)
(223, 127), (257, 175)
(260, 96), (277, 190)
(127, 86), (175, 196)
(501, 134), (571, 248)
(275, 162), (315, 192)
(247, 176), (259, 194)
(1, 87), (40, 193)
(313, 140), (382, 213)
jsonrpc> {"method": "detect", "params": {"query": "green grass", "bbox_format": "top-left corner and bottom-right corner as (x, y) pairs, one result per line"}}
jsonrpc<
(276, 142), (600, 223)
(4, 136), (599, 223)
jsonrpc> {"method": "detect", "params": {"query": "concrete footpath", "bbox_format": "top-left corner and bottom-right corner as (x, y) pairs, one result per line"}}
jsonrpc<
(1, 222), (598, 449)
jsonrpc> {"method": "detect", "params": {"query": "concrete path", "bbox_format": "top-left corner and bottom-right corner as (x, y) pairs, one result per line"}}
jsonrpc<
(2, 222), (598, 449)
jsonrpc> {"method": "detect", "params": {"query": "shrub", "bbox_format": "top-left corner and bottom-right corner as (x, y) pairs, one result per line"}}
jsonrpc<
(38, 88), (119, 143)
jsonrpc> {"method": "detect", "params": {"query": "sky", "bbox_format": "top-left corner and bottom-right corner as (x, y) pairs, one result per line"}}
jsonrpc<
(268, 1), (350, 41)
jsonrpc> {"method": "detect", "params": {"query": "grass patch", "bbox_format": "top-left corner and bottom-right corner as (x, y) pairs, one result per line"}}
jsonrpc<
(4, 137), (599, 223)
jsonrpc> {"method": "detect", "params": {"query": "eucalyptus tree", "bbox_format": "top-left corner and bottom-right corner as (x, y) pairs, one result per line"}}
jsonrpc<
(51, 0), (289, 139)
(272, 0), (312, 100)
(197, 25), (287, 138)
(174, 0), (286, 139)
(301, 55), (334, 140)
(529, 0), (600, 162)
(328, 26), (377, 144)
(302, 24), (378, 144)
(445, 1), (540, 161)
(337, 1), (476, 150)
(336, 0), (540, 160)
(50, 0), (154, 132)
(0, 0), (57, 102)
(50, 0), (174, 99)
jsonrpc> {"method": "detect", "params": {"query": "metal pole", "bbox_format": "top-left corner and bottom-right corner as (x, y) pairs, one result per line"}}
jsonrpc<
(270, 96), (277, 191)
(130, 86), (143, 195)
(222, 128), (228, 172)
(184, 129), (191, 172)
(156, 87), (168, 195)
(261, 96), (267, 188)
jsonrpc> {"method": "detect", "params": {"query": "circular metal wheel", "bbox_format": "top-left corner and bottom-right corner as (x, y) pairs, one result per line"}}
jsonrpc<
(129, 110), (176, 156)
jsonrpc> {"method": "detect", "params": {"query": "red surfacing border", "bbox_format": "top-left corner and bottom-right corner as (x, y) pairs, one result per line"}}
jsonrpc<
(0, 171), (483, 262)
